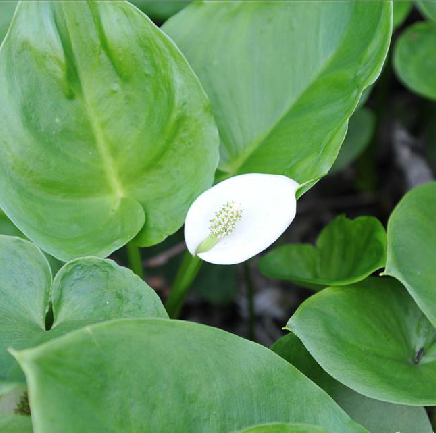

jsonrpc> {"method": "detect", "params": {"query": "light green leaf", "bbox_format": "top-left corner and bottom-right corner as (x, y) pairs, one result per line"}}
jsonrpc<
(331, 108), (376, 173)
(0, 235), (167, 384)
(0, 212), (62, 274)
(416, 1), (436, 21)
(272, 333), (432, 433)
(385, 182), (436, 327)
(287, 277), (436, 405)
(0, 1), (17, 42)
(130, 1), (190, 22)
(163, 1), (392, 191)
(0, 1), (218, 261)
(259, 215), (386, 288)
(393, 1), (412, 28)
(236, 424), (327, 433)
(394, 22), (436, 100)
(0, 414), (32, 433)
(14, 319), (366, 433)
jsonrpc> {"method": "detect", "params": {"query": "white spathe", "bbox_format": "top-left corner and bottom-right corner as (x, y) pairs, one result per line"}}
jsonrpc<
(184, 173), (299, 265)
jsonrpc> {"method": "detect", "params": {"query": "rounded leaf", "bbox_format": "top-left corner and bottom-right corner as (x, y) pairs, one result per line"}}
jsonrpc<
(394, 22), (436, 100)
(0, 1), (219, 261)
(0, 235), (166, 383)
(185, 174), (298, 264)
(287, 277), (436, 405)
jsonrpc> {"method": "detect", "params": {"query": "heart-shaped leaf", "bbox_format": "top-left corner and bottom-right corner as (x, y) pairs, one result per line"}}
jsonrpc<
(0, 414), (32, 433)
(236, 424), (327, 433)
(416, 1), (436, 22)
(0, 1), (218, 261)
(394, 22), (436, 100)
(163, 2), (392, 191)
(0, 235), (167, 384)
(287, 277), (436, 405)
(14, 319), (366, 433)
(385, 182), (436, 327)
(259, 215), (386, 288)
(330, 108), (376, 173)
(272, 333), (432, 432)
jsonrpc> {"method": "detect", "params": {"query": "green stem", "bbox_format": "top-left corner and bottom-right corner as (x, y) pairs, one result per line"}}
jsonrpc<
(244, 261), (256, 341)
(165, 251), (202, 318)
(126, 241), (144, 280)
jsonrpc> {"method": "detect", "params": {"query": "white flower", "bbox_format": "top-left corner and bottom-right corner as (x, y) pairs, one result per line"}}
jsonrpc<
(184, 173), (299, 265)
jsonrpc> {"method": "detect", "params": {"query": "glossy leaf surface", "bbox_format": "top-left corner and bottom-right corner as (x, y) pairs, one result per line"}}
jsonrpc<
(0, 1), (218, 261)
(385, 182), (436, 326)
(259, 215), (386, 288)
(15, 319), (366, 433)
(394, 22), (436, 100)
(272, 333), (432, 432)
(287, 278), (436, 405)
(163, 1), (392, 191)
(0, 235), (167, 383)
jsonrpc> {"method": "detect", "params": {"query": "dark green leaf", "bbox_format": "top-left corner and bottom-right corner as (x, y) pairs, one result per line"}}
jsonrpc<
(259, 215), (386, 288)
(130, 1), (190, 22)
(393, 1), (412, 28)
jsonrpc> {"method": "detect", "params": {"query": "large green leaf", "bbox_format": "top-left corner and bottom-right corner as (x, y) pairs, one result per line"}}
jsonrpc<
(331, 108), (376, 173)
(236, 424), (326, 433)
(0, 1), (17, 42)
(385, 182), (436, 327)
(259, 215), (386, 288)
(394, 22), (436, 100)
(14, 319), (366, 433)
(287, 277), (436, 405)
(131, 1), (190, 22)
(163, 2), (392, 190)
(0, 414), (32, 433)
(0, 235), (167, 384)
(416, 1), (436, 21)
(272, 333), (432, 432)
(0, 1), (218, 262)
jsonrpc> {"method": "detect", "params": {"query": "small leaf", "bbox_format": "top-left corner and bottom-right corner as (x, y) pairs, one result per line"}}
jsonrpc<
(14, 319), (366, 433)
(394, 22), (436, 100)
(0, 235), (167, 384)
(385, 182), (436, 327)
(259, 215), (386, 288)
(287, 277), (436, 405)
(272, 333), (432, 433)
